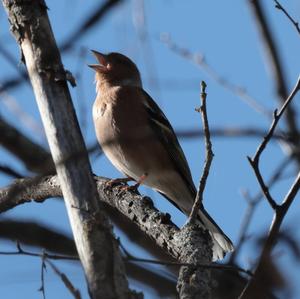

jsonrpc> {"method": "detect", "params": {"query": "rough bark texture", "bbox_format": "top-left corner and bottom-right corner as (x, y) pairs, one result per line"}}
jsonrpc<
(1, 174), (212, 298)
(1, 1), (138, 298)
(176, 225), (212, 298)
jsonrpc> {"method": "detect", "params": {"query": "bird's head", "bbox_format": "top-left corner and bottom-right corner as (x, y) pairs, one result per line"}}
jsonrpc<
(89, 51), (142, 91)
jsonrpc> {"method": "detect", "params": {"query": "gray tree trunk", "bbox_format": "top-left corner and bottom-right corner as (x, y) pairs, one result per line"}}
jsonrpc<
(1, 1), (139, 298)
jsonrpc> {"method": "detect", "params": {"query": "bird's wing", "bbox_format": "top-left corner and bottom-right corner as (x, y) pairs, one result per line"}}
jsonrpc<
(139, 88), (196, 198)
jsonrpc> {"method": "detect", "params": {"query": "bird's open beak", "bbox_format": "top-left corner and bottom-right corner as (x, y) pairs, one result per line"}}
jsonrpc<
(88, 50), (109, 72)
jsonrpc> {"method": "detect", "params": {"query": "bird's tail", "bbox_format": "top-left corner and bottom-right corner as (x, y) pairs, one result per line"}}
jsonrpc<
(198, 207), (234, 261)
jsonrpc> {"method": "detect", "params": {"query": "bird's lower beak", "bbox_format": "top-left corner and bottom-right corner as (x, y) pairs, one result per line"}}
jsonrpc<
(88, 50), (109, 72)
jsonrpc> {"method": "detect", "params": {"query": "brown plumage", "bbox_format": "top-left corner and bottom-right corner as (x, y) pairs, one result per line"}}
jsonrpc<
(89, 51), (234, 260)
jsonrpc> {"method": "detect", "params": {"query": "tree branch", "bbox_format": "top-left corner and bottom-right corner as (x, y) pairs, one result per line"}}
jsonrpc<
(161, 34), (270, 117)
(46, 258), (82, 299)
(0, 175), (248, 277)
(0, 0), (123, 94)
(189, 81), (214, 223)
(0, 219), (77, 256)
(0, 116), (54, 174)
(230, 156), (292, 263)
(248, 77), (300, 210)
(248, 0), (300, 164)
(273, 0), (300, 36)
(1, 1), (136, 298)
(0, 228), (177, 298)
(240, 77), (300, 298)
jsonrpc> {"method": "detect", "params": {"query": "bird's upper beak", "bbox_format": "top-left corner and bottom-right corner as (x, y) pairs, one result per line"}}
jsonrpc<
(88, 50), (109, 72)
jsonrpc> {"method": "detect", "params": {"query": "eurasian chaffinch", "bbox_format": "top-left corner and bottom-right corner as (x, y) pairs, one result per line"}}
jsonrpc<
(89, 51), (234, 261)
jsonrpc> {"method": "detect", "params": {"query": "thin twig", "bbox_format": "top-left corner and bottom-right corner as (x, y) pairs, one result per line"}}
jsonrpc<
(1, 242), (176, 298)
(38, 252), (47, 299)
(274, 0), (300, 35)
(248, 76), (300, 210)
(160, 34), (271, 117)
(254, 78), (300, 161)
(247, 155), (278, 210)
(46, 259), (82, 299)
(0, 242), (78, 261)
(239, 77), (300, 298)
(7, 243), (81, 299)
(239, 171), (300, 299)
(189, 81), (214, 223)
(128, 256), (253, 277)
(249, 0), (300, 166)
(230, 156), (292, 263)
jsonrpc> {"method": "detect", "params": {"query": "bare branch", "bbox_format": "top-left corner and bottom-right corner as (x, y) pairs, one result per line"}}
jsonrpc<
(1, 1), (135, 298)
(60, 0), (123, 52)
(273, 0), (300, 36)
(124, 261), (177, 297)
(122, 248), (253, 277)
(38, 253), (47, 299)
(247, 155), (278, 210)
(160, 34), (270, 117)
(1, 174), (258, 298)
(0, 0), (123, 93)
(230, 156), (292, 263)
(0, 164), (23, 178)
(240, 77), (300, 298)
(248, 77), (300, 209)
(0, 219), (77, 256)
(0, 44), (29, 83)
(0, 239), (177, 298)
(248, 0), (300, 165)
(189, 81), (214, 223)
(239, 171), (300, 299)
(0, 116), (54, 174)
(0, 114), (286, 177)
(0, 242), (77, 260)
(0, 176), (238, 270)
(46, 259), (82, 299)
(175, 127), (287, 140)
(0, 175), (183, 259)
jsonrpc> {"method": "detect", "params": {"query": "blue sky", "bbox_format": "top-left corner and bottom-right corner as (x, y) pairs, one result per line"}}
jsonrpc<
(1, 1), (300, 298)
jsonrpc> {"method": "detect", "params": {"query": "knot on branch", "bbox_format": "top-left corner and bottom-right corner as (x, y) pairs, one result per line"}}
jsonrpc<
(54, 69), (77, 87)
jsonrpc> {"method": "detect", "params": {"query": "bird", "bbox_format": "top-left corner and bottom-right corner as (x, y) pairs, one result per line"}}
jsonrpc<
(89, 50), (234, 261)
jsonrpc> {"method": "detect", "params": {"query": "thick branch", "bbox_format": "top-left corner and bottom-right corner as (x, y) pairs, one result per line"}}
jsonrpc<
(1, 1), (135, 298)
(0, 175), (247, 273)
(0, 0), (123, 93)
(0, 175), (181, 259)
(0, 219), (77, 256)
(1, 174), (257, 299)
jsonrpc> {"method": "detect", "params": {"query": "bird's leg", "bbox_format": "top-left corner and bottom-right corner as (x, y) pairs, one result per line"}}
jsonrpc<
(105, 177), (133, 188)
(121, 173), (148, 192)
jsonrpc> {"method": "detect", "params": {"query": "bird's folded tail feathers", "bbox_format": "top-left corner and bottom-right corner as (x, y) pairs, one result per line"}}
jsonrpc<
(197, 208), (234, 261)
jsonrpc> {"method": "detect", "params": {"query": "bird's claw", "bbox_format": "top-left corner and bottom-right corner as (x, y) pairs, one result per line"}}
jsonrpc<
(104, 177), (132, 189)
(120, 184), (140, 193)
